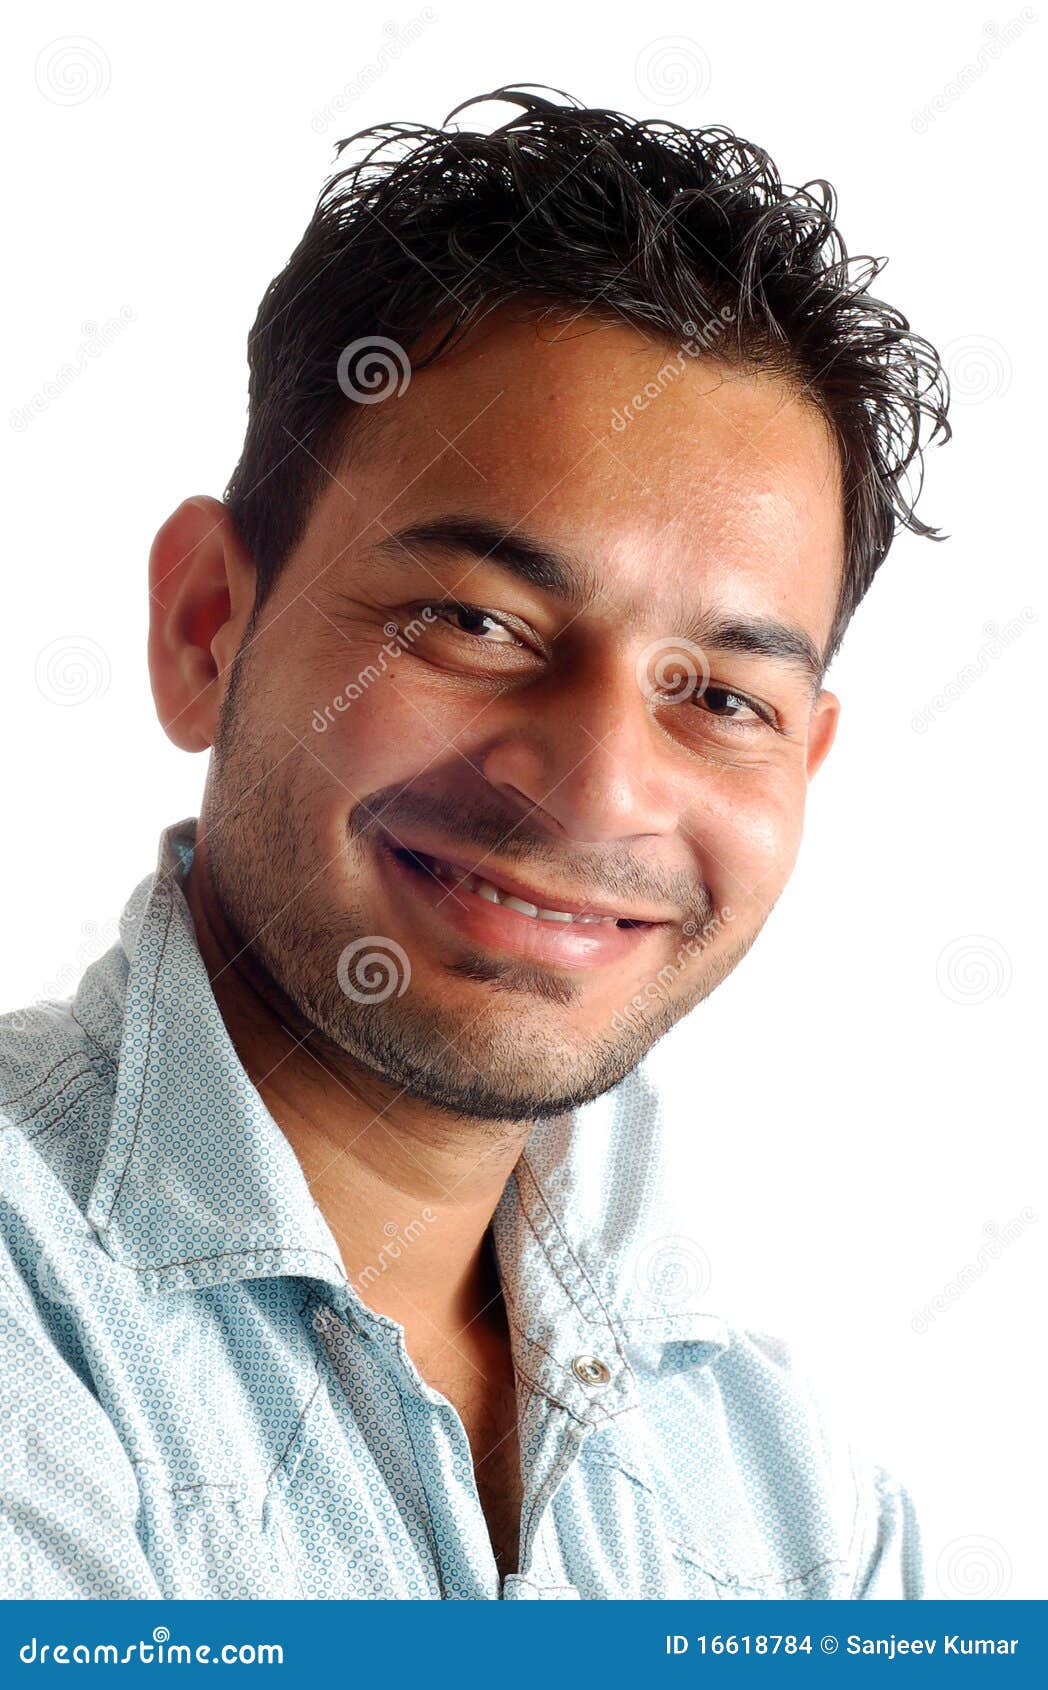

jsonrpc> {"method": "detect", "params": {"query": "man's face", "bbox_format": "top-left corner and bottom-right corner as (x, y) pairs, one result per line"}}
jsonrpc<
(201, 307), (843, 1121)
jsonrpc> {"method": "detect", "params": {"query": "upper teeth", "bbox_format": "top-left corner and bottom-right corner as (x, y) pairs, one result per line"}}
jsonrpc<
(424, 856), (623, 925)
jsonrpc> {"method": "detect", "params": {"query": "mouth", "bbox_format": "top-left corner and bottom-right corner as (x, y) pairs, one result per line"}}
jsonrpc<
(377, 839), (670, 971)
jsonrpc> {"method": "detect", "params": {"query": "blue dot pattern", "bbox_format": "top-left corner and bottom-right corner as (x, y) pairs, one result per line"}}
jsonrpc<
(0, 820), (924, 1600)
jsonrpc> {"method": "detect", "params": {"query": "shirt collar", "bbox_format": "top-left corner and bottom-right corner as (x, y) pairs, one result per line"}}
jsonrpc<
(84, 820), (729, 1387)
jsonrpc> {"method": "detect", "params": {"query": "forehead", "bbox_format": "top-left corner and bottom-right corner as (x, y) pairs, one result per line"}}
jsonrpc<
(315, 306), (845, 650)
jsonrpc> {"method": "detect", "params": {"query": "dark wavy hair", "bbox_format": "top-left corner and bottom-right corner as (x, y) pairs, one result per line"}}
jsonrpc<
(225, 85), (951, 665)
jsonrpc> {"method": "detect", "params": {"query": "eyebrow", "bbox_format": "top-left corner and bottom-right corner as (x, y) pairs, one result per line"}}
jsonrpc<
(373, 514), (826, 692)
(373, 515), (602, 608)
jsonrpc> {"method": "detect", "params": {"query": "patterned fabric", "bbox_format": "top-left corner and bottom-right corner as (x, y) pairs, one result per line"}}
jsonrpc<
(0, 820), (922, 1600)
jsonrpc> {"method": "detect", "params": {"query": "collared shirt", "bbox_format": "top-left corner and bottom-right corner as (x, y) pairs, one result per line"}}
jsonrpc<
(0, 820), (923, 1600)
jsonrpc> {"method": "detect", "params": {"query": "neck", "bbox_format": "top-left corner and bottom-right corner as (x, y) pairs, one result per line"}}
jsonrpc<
(183, 833), (533, 1340)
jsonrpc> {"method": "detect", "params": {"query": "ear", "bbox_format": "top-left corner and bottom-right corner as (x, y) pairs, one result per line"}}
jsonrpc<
(147, 497), (257, 752)
(806, 688), (840, 780)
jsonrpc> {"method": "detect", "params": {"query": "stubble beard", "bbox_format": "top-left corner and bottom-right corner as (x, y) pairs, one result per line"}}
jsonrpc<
(201, 643), (753, 1126)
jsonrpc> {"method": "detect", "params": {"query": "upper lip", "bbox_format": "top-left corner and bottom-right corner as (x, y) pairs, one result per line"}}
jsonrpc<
(384, 834), (673, 924)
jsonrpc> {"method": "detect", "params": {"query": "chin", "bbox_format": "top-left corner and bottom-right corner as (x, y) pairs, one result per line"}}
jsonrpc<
(306, 982), (654, 1124)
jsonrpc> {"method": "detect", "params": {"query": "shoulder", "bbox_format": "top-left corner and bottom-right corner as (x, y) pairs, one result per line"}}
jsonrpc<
(0, 991), (116, 1298)
(632, 1321), (924, 1598)
(711, 1322), (844, 1442)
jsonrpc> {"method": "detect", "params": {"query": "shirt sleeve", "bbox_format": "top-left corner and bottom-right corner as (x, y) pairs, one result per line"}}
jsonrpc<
(850, 1460), (926, 1599)
(0, 1245), (162, 1599)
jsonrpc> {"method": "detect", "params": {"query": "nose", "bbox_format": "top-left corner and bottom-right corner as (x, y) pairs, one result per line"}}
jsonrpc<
(479, 661), (682, 844)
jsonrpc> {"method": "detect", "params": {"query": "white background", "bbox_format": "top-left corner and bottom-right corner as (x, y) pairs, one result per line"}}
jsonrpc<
(1, 0), (1044, 1598)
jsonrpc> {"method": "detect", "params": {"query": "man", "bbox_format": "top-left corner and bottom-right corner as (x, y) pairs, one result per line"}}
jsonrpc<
(0, 86), (950, 1599)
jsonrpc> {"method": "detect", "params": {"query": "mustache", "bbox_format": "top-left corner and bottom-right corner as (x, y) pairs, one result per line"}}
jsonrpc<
(348, 783), (713, 928)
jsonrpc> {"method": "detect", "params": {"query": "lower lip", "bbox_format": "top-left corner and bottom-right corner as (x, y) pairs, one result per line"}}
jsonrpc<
(378, 843), (660, 971)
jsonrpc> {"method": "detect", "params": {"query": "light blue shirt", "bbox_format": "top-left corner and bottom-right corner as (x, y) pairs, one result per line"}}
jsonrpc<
(0, 821), (922, 1600)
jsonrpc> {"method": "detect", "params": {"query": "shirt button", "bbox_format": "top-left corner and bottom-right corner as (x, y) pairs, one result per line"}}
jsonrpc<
(571, 1353), (611, 1387)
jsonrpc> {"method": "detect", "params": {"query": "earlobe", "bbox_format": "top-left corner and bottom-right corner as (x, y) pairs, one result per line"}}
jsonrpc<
(806, 689), (840, 780)
(147, 496), (255, 753)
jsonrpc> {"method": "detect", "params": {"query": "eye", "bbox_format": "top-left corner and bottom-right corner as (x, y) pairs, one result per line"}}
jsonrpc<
(427, 602), (523, 646)
(692, 685), (773, 726)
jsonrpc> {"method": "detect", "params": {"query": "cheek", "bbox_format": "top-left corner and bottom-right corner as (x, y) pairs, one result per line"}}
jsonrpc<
(303, 657), (474, 791)
(688, 770), (805, 913)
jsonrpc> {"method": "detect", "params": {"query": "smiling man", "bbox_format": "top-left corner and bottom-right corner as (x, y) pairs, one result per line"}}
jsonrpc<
(0, 88), (950, 1599)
